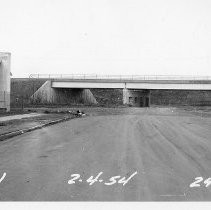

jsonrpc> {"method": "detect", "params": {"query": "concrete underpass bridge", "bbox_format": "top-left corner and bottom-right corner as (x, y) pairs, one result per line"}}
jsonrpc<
(30, 74), (211, 107)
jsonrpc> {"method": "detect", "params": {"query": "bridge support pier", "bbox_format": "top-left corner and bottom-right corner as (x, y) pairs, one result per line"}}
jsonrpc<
(31, 80), (97, 105)
(123, 89), (150, 107)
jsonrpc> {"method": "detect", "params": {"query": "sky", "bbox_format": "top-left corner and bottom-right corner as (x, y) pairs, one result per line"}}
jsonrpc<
(0, 0), (211, 78)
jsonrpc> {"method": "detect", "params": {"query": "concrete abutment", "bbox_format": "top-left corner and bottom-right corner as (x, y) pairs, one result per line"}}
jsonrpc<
(31, 81), (97, 105)
(123, 89), (150, 107)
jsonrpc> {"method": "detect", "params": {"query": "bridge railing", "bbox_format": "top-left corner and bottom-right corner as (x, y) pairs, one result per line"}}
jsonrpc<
(29, 74), (211, 81)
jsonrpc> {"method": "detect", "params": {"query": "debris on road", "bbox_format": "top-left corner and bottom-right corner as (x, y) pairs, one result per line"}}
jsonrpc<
(76, 110), (86, 117)
(42, 109), (86, 117)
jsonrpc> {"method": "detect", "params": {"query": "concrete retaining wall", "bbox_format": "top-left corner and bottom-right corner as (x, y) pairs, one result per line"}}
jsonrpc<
(151, 90), (211, 106)
(91, 89), (123, 107)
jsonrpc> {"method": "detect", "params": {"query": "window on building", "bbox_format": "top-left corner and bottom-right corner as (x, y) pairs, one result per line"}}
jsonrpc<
(134, 97), (137, 103)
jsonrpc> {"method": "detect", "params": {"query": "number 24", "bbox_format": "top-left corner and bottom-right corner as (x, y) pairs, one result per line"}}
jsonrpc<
(190, 177), (211, 188)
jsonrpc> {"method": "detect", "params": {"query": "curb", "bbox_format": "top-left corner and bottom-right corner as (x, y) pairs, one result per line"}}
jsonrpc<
(0, 116), (75, 142)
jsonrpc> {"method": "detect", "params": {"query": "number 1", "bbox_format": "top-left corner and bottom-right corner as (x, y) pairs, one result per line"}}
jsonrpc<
(0, 172), (6, 184)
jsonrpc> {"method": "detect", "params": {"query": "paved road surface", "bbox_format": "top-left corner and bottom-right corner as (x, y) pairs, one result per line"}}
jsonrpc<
(0, 107), (211, 201)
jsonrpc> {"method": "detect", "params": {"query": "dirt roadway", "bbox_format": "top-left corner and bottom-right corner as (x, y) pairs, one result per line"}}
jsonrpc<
(0, 107), (211, 201)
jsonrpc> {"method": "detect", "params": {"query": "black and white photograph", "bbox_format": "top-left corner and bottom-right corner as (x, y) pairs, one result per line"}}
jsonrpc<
(0, 0), (211, 208)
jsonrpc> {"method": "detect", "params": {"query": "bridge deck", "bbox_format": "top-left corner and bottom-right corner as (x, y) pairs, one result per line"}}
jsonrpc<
(50, 78), (211, 84)
(29, 74), (211, 90)
(29, 74), (211, 81)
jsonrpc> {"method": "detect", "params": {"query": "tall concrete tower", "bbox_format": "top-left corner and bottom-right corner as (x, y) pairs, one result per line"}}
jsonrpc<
(0, 52), (11, 112)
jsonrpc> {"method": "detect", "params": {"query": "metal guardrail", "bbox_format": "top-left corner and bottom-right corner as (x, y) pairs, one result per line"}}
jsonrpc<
(29, 74), (211, 81)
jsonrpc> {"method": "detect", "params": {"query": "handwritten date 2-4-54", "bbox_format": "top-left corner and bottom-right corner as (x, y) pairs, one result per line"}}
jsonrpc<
(68, 171), (137, 186)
